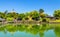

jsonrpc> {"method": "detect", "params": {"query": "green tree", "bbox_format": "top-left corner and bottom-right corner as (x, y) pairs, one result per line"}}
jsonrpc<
(18, 13), (25, 20)
(39, 9), (45, 18)
(6, 12), (18, 19)
(24, 10), (40, 21)
(39, 9), (44, 13)
(0, 12), (6, 18)
(4, 10), (8, 14)
(31, 10), (40, 21)
(53, 10), (60, 18)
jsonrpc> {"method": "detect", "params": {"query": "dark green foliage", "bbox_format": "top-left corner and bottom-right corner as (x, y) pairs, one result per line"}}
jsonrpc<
(42, 18), (47, 22)
(17, 17), (22, 20)
(18, 13), (25, 20)
(53, 10), (60, 18)
(0, 9), (60, 21)
(32, 17), (40, 21)
(25, 17), (29, 20)
(39, 9), (44, 13)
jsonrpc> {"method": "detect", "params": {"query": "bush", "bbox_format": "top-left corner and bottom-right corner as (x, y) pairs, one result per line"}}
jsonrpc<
(32, 17), (40, 21)
(17, 18), (22, 21)
(42, 18), (47, 22)
(6, 17), (14, 21)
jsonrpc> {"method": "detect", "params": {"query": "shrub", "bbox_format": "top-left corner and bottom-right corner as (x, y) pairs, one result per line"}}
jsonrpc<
(6, 17), (14, 21)
(42, 18), (47, 22)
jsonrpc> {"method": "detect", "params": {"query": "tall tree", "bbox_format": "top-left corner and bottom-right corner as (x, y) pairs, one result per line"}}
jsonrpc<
(4, 10), (8, 14)
(39, 9), (45, 18)
(39, 9), (44, 13)
(4, 10), (8, 19)
(53, 10), (60, 18)
(30, 10), (40, 21)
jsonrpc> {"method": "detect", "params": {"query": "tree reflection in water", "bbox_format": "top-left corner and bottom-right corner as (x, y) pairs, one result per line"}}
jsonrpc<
(0, 24), (60, 37)
(54, 25), (60, 37)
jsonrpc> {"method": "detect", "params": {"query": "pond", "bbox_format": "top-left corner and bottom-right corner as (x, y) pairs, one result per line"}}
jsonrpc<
(0, 24), (60, 37)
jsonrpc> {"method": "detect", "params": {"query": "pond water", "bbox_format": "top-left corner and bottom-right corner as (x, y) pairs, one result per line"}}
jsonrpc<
(0, 24), (60, 37)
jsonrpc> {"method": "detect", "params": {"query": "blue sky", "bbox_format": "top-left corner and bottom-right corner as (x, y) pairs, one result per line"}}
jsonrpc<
(0, 0), (60, 16)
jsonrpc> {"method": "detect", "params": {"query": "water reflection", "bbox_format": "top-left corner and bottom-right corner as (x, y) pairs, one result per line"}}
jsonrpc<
(0, 24), (60, 37)
(54, 26), (60, 37)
